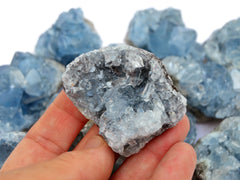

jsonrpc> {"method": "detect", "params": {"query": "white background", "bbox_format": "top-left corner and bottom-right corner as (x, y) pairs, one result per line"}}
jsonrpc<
(0, 0), (238, 140)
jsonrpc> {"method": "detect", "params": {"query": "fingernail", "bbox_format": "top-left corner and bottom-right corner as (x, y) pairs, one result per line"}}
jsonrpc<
(84, 135), (105, 149)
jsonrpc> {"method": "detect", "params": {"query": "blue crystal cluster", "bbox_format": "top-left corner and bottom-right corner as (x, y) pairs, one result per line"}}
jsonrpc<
(35, 8), (102, 65)
(0, 53), (64, 135)
(126, 8), (199, 60)
(127, 8), (240, 120)
(0, 132), (26, 167)
(194, 116), (240, 180)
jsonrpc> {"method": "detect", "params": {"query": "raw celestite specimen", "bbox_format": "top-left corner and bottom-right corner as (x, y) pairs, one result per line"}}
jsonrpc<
(62, 44), (186, 157)
(11, 52), (65, 124)
(0, 131), (26, 168)
(35, 8), (102, 65)
(163, 56), (240, 119)
(0, 66), (29, 133)
(126, 8), (199, 59)
(204, 18), (240, 91)
(193, 116), (240, 180)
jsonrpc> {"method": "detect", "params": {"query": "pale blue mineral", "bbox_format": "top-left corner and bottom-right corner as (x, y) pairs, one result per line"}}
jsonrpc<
(63, 44), (187, 157)
(185, 112), (197, 145)
(126, 8), (198, 59)
(193, 116), (240, 180)
(163, 56), (240, 119)
(0, 131), (26, 168)
(0, 66), (31, 133)
(204, 18), (240, 91)
(11, 52), (65, 126)
(35, 8), (102, 65)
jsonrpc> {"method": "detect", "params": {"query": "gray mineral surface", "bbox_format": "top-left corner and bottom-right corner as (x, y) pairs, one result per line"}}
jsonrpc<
(62, 44), (186, 157)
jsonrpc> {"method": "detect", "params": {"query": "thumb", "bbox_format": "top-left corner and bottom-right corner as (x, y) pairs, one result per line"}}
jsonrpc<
(0, 135), (115, 180)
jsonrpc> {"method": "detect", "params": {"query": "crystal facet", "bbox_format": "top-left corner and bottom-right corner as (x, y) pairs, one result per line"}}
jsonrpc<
(62, 44), (186, 157)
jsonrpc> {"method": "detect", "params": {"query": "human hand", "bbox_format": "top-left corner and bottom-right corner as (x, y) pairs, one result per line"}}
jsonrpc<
(0, 90), (196, 180)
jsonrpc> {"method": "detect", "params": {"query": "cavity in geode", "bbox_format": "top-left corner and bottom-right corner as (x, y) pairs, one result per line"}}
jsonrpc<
(62, 44), (186, 157)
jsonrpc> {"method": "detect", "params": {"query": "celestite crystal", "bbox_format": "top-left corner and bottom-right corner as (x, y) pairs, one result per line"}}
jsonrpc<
(35, 8), (102, 65)
(62, 44), (186, 157)
(11, 52), (65, 124)
(163, 56), (239, 119)
(0, 66), (30, 133)
(204, 18), (240, 92)
(193, 116), (240, 180)
(0, 131), (26, 168)
(126, 8), (198, 59)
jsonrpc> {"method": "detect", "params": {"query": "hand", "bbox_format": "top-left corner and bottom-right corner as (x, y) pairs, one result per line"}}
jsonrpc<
(0, 90), (196, 180)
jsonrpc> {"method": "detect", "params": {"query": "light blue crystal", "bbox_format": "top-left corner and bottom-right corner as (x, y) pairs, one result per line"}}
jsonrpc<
(0, 65), (35, 133)
(0, 66), (24, 120)
(0, 131), (26, 168)
(204, 18), (240, 92)
(194, 116), (240, 180)
(204, 18), (240, 69)
(11, 52), (65, 125)
(163, 56), (240, 119)
(35, 8), (102, 65)
(126, 8), (198, 59)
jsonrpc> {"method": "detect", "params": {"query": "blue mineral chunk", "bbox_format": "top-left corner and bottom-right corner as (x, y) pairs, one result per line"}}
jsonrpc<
(204, 18), (240, 93)
(204, 18), (240, 68)
(11, 52), (65, 125)
(163, 56), (240, 119)
(11, 52), (65, 97)
(193, 116), (240, 180)
(0, 65), (24, 121)
(35, 8), (102, 65)
(126, 8), (197, 59)
(0, 131), (26, 168)
(185, 112), (197, 145)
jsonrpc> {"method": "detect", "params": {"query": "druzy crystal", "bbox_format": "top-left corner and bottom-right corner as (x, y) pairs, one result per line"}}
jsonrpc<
(126, 8), (198, 59)
(62, 44), (186, 157)
(35, 8), (102, 65)
(193, 116), (240, 180)
(0, 131), (26, 168)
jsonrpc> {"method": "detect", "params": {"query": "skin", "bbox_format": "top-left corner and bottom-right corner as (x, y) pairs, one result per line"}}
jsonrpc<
(0, 90), (196, 180)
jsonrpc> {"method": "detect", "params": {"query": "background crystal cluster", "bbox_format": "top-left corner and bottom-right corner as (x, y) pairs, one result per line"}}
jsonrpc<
(0, 6), (240, 179)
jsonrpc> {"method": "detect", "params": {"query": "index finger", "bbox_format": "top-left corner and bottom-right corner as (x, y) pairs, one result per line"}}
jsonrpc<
(1, 90), (88, 171)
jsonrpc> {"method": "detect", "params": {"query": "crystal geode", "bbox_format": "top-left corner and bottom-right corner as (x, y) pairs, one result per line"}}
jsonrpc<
(62, 44), (186, 157)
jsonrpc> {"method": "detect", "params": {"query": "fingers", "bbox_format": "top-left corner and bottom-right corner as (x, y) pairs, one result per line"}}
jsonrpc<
(0, 127), (115, 180)
(150, 142), (197, 180)
(1, 90), (88, 171)
(111, 115), (190, 180)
